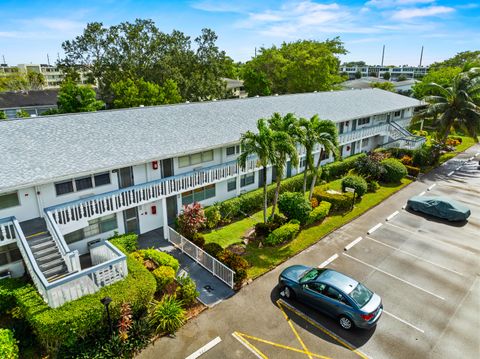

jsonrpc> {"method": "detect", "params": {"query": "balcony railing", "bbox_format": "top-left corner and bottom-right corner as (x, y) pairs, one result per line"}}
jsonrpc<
(0, 217), (16, 244)
(46, 157), (258, 233)
(339, 123), (389, 144)
(5, 216), (127, 308)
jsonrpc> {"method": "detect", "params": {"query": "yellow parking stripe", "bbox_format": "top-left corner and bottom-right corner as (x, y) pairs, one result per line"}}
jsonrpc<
(277, 299), (369, 359)
(278, 301), (314, 359)
(235, 332), (332, 359)
(233, 332), (269, 359)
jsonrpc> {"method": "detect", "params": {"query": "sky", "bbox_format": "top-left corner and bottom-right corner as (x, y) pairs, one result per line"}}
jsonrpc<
(0, 0), (479, 67)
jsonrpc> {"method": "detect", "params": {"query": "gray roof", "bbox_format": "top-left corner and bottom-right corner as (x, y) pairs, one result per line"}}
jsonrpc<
(0, 89), (59, 109)
(0, 89), (422, 192)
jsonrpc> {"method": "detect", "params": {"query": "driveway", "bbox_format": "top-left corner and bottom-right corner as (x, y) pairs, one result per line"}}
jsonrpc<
(137, 145), (480, 359)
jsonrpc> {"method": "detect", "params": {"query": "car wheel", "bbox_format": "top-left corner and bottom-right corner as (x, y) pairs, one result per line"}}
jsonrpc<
(339, 316), (353, 330)
(284, 286), (295, 299)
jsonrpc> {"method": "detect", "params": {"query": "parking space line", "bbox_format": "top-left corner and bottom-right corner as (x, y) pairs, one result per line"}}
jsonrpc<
(232, 332), (268, 359)
(382, 310), (425, 334)
(367, 223), (383, 234)
(427, 183), (436, 191)
(319, 254), (338, 268)
(278, 301), (314, 359)
(278, 300), (369, 359)
(186, 337), (222, 359)
(365, 236), (465, 277)
(475, 152), (479, 156)
(342, 253), (445, 301)
(418, 191), (426, 196)
(386, 211), (399, 221)
(456, 166), (462, 171)
(447, 171), (454, 176)
(344, 237), (363, 251)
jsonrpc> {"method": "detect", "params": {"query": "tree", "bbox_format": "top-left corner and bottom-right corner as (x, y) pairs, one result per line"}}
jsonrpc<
(57, 80), (105, 113)
(417, 67), (480, 143)
(26, 71), (46, 90)
(298, 115), (319, 194)
(16, 109), (30, 118)
(397, 74), (407, 81)
(382, 72), (391, 80)
(267, 113), (299, 217)
(412, 67), (462, 99)
(308, 120), (339, 200)
(0, 71), (45, 92)
(176, 203), (206, 239)
(242, 38), (347, 96)
(430, 51), (480, 71)
(342, 61), (366, 67)
(370, 82), (396, 92)
(111, 78), (181, 108)
(354, 71), (362, 79)
(238, 119), (274, 223)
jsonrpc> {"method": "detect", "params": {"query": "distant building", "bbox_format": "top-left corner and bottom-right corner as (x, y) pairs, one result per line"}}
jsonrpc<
(0, 89), (58, 118)
(0, 63), (92, 89)
(340, 65), (429, 80)
(340, 77), (419, 93)
(222, 78), (247, 98)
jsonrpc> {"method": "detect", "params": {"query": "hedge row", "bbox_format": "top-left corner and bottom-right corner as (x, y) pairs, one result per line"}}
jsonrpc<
(264, 222), (300, 246)
(306, 201), (331, 225)
(321, 153), (367, 181)
(0, 328), (19, 359)
(311, 189), (353, 211)
(405, 165), (420, 177)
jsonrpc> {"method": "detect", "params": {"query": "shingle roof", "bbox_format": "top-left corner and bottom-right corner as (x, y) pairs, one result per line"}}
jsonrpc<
(0, 90), (59, 109)
(0, 89), (422, 192)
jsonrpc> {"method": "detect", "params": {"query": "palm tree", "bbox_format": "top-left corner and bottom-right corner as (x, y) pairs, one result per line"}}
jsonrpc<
(238, 119), (274, 223)
(268, 113), (299, 217)
(308, 120), (339, 200)
(418, 67), (480, 143)
(298, 115), (320, 194)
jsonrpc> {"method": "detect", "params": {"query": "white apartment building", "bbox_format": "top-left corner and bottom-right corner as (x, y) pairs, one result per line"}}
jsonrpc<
(340, 65), (429, 80)
(0, 89), (423, 307)
(0, 63), (92, 89)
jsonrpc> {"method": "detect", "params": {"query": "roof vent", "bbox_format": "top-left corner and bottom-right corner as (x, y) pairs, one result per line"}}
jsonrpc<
(185, 101), (190, 103)
(213, 98), (217, 101)
(275, 93), (279, 96)
(255, 95), (259, 98)
(314, 90), (318, 93)
(139, 104), (144, 107)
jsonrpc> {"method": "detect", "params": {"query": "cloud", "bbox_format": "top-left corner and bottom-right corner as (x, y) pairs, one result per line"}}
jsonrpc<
(392, 5), (455, 19)
(190, 1), (253, 13)
(365, 0), (435, 8)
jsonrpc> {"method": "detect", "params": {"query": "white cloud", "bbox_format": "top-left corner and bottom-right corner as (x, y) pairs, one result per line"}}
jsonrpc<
(190, 1), (252, 13)
(365, 0), (435, 8)
(392, 5), (454, 19)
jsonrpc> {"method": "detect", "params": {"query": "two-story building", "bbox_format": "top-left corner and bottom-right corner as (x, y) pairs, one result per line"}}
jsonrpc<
(0, 88), (423, 307)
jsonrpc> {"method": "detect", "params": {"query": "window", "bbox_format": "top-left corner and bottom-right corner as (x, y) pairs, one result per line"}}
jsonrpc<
(178, 150), (214, 168)
(325, 287), (346, 302)
(0, 192), (20, 210)
(55, 172), (111, 196)
(305, 282), (326, 294)
(227, 179), (237, 192)
(394, 111), (401, 117)
(226, 145), (240, 156)
(300, 158), (307, 168)
(75, 176), (93, 191)
(64, 214), (118, 244)
(0, 243), (22, 265)
(181, 184), (216, 205)
(358, 117), (370, 126)
(94, 172), (111, 187)
(240, 173), (255, 187)
(362, 138), (370, 146)
(55, 180), (74, 195)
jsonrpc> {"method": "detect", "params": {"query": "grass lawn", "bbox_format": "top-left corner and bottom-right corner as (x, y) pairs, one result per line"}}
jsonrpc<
(204, 177), (412, 279)
(439, 136), (477, 164)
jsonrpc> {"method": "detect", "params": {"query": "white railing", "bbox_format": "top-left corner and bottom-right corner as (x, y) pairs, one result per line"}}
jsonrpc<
(7, 216), (128, 308)
(46, 157), (258, 233)
(0, 217), (16, 244)
(339, 123), (389, 144)
(382, 137), (426, 150)
(168, 227), (235, 289)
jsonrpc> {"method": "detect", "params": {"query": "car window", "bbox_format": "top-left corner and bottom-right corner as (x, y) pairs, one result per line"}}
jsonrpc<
(305, 282), (326, 294)
(348, 283), (373, 307)
(299, 269), (323, 283)
(325, 286), (347, 303)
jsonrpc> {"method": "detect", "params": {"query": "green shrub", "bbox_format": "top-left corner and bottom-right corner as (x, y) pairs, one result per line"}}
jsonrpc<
(204, 205), (222, 229)
(278, 192), (312, 224)
(191, 233), (205, 248)
(0, 278), (24, 313)
(367, 180), (380, 193)
(10, 253), (155, 355)
(405, 165), (420, 177)
(382, 147), (414, 159)
(0, 329), (19, 359)
(137, 249), (179, 273)
(108, 233), (138, 253)
(321, 153), (367, 181)
(412, 145), (439, 167)
(311, 188), (353, 212)
(203, 243), (224, 259)
(218, 250), (249, 285)
(354, 155), (386, 180)
(341, 175), (368, 197)
(152, 266), (176, 292)
(264, 222), (300, 246)
(149, 295), (185, 334)
(254, 222), (275, 238)
(176, 275), (199, 307)
(307, 201), (331, 225)
(381, 158), (407, 183)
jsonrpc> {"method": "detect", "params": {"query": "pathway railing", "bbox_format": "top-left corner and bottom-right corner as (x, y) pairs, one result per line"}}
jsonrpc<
(0, 217), (16, 244)
(168, 227), (235, 289)
(339, 123), (389, 144)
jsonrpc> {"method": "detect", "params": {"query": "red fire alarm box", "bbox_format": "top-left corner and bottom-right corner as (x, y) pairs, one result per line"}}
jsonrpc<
(152, 161), (159, 170)
(151, 205), (157, 215)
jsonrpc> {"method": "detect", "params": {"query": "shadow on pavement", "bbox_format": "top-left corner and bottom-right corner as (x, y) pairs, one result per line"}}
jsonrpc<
(404, 207), (469, 227)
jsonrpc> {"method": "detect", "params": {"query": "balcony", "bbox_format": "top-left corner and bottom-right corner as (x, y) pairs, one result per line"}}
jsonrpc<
(339, 123), (389, 144)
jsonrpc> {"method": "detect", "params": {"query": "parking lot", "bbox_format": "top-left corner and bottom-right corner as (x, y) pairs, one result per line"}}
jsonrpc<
(138, 147), (480, 359)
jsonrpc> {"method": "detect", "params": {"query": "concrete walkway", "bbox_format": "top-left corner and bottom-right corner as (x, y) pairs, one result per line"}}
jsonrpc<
(138, 228), (234, 307)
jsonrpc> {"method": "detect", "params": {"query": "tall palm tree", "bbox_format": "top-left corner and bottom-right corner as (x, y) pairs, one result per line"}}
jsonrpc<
(308, 120), (339, 200)
(418, 67), (480, 143)
(268, 113), (299, 217)
(238, 119), (274, 223)
(298, 115), (320, 194)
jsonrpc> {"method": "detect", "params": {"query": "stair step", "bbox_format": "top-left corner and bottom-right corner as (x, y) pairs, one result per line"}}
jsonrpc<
(27, 232), (50, 241)
(28, 235), (53, 245)
(39, 258), (65, 271)
(47, 270), (76, 283)
(43, 264), (68, 277)
(30, 240), (55, 251)
(33, 246), (59, 258)
(36, 252), (62, 264)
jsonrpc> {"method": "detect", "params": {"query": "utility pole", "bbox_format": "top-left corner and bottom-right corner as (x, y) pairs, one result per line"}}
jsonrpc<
(381, 45), (385, 66)
(2, 55), (5, 65)
(47, 53), (50, 66)
(419, 46), (424, 67)
(254, 47), (257, 57)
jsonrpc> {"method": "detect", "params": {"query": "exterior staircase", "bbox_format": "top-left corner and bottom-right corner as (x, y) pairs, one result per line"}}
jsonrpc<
(20, 218), (70, 282)
(385, 121), (426, 150)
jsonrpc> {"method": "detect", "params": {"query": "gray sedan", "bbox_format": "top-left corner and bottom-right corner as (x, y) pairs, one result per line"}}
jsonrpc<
(279, 266), (382, 330)
(407, 196), (471, 221)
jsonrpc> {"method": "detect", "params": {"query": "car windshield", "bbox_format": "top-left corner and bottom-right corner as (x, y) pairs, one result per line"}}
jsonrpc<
(348, 283), (373, 307)
(299, 268), (322, 283)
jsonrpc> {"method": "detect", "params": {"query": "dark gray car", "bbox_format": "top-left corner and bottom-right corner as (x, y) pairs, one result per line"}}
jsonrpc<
(279, 266), (382, 330)
(407, 196), (471, 221)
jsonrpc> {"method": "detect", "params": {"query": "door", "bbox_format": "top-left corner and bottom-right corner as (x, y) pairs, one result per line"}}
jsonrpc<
(339, 122), (345, 134)
(351, 141), (356, 155)
(299, 282), (329, 315)
(123, 207), (139, 234)
(258, 168), (265, 189)
(352, 119), (357, 131)
(118, 167), (134, 188)
(162, 158), (174, 178)
(166, 196), (178, 225)
(286, 161), (292, 178)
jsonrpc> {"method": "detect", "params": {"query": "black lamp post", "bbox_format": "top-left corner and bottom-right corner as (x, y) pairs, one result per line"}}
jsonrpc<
(100, 296), (113, 336)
